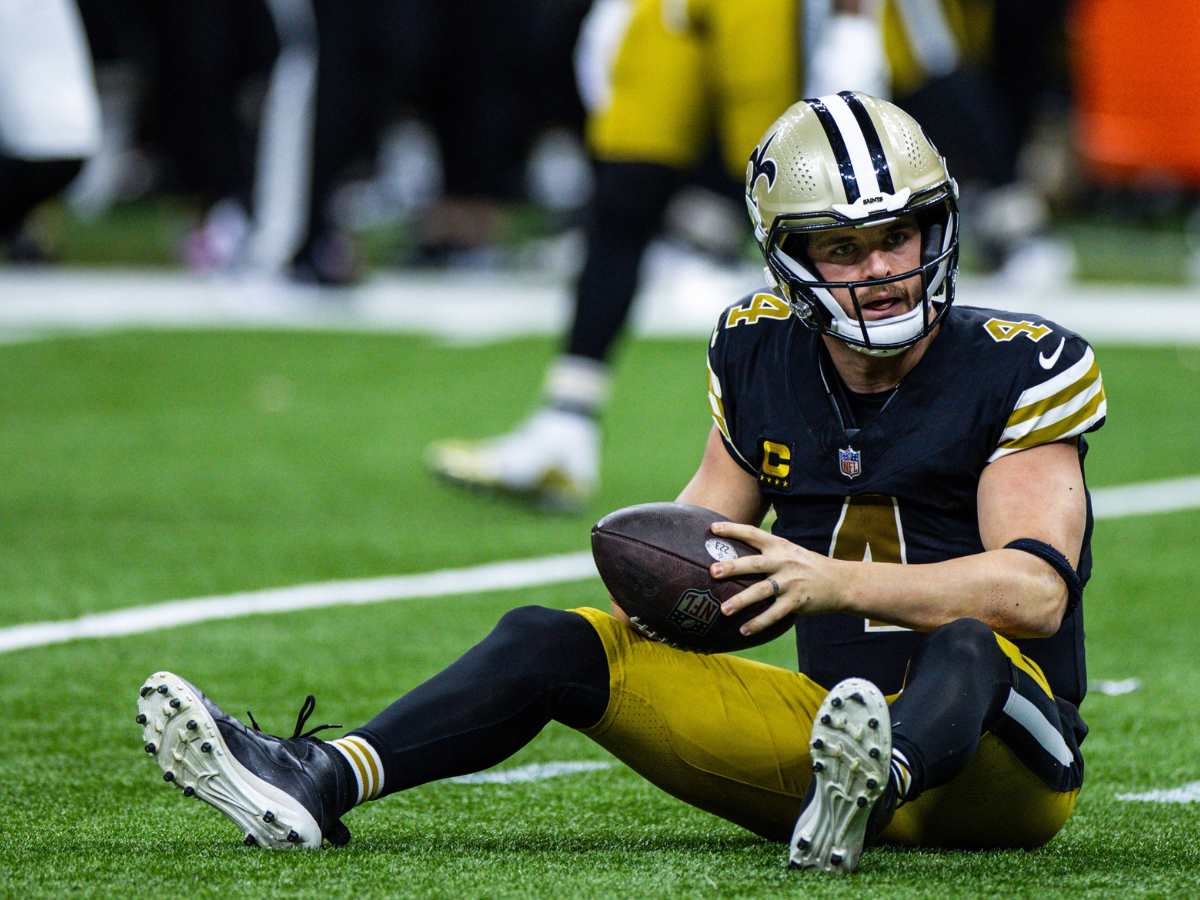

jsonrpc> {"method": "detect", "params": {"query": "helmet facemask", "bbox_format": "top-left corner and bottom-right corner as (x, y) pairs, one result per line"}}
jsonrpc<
(764, 188), (959, 356)
(744, 92), (961, 356)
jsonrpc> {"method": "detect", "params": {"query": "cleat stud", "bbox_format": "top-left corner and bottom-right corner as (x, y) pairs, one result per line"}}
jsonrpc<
(140, 686), (154, 697)
(869, 748), (880, 759)
(796, 838), (811, 851)
(163, 771), (175, 782)
(812, 761), (824, 772)
(868, 718), (879, 729)
(144, 742), (157, 754)
(287, 831), (300, 844)
(857, 796), (868, 808)
(866, 778), (878, 790)
(812, 738), (824, 750)
(831, 697), (843, 708)
(135, 714), (147, 725)
(200, 742), (212, 753)
(263, 811), (275, 823)
(850, 692), (865, 705)
(820, 714), (831, 725)
(830, 852), (844, 866)
(244, 834), (258, 847)
(156, 685), (169, 695)
(183, 786), (195, 797)
(186, 720), (198, 731)
(169, 698), (181, 709)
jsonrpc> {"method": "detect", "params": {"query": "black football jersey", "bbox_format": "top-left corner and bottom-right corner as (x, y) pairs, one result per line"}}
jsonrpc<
(706, 292), (1107, 705)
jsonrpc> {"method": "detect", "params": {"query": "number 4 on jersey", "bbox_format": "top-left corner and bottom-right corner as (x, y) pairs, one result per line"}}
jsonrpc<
(983, 317), (1052, 343)
(829, 494), (910, 633)
(726, 293), (790, 328)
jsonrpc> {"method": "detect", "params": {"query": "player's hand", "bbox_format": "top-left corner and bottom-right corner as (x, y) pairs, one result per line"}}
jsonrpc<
(707, 521), (846, 635)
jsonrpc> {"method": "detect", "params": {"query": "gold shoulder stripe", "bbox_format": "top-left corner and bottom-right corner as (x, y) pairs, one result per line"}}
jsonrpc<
(707, 360), (730, 442)
(1005, 359), (1101, 429)
(998, 385), (1107, 452)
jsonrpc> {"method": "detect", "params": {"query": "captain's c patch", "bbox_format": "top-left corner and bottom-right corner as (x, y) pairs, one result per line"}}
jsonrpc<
(759, 438), (792, 489)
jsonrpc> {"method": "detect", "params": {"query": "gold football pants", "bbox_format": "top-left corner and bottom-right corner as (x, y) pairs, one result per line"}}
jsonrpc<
(573, 607), (1078, 847)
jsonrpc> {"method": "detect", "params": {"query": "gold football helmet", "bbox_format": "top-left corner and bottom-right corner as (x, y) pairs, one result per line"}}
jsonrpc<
(745, 91), (959, 356)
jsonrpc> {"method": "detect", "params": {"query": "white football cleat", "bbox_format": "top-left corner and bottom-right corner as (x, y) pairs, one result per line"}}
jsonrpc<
(426, 408), (599, 512)
(789, 677), (892, 874)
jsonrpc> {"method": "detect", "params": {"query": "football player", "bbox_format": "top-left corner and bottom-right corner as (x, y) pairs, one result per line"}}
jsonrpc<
(136, 94), (1103, 874)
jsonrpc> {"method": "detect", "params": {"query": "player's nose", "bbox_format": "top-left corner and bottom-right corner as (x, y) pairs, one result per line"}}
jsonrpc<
(861, 247), (893, 279)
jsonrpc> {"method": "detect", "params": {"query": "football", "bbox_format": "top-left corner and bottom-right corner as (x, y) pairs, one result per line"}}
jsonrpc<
(590, 502), (795, 652)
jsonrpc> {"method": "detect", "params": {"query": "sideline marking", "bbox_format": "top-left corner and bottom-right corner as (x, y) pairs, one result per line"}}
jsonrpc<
(0, 475), (1197, 656)
(1117, 782), (1200, 804)
(449, 761), (615, 785)
(0, 552), (596, 655)
(3, 267), (1200, 344)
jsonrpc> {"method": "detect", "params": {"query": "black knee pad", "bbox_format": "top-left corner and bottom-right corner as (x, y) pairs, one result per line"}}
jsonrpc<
(490, 605), (607, 684)
(915, 618), (1010, 677)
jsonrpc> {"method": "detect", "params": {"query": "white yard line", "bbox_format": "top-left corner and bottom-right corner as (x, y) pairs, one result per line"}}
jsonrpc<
(448, 761), (616, 784)
(0, 552), (597, 655)
(1117, 782), (1200, 804)
(1091, 475), (1200, 519)
(0, 475), (1196, 656)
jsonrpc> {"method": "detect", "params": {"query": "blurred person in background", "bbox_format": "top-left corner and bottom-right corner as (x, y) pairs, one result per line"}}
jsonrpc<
(885, 0), (1074, 284)
(0, 0), (101, 262)
(427, 0), (889, 511)
(427, 0), (1061, 511)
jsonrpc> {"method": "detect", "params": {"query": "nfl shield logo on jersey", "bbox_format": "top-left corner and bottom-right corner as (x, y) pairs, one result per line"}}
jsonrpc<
(838, 446), (862, 479)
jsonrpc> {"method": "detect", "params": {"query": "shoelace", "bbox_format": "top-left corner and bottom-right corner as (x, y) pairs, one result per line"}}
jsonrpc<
(246, 694), (342, 740)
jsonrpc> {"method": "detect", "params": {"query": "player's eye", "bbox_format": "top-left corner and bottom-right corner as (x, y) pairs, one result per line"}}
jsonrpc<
(884, 228), (917, 250)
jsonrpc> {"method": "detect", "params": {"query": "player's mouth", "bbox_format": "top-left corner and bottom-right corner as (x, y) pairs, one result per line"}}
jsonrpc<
(857, 294), (910, 320)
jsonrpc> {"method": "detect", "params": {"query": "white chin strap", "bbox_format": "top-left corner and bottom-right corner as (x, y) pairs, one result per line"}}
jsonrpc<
(828, 303), (932, 356)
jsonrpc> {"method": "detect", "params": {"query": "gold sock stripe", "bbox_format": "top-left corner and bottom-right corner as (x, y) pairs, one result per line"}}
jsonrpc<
(342, 735), (384, 800)
(331, 738), (370, 804)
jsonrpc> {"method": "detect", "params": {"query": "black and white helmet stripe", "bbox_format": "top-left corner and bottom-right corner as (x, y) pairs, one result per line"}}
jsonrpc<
(806, 91), (896, 206)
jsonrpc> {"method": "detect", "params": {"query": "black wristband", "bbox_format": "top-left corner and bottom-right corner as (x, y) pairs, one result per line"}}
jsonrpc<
(1004, 538), (1083, 615)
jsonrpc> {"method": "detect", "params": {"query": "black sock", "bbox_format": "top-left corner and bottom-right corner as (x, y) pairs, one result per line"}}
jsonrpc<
(887, 618), (1015, 801)
(347, 606), (609, 798)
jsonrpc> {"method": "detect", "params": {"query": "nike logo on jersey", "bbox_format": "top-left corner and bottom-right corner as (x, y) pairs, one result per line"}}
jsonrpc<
(1039, 337), (1066, 369)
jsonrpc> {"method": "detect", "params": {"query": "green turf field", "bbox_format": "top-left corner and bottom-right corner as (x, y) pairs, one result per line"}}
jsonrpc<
(1, 330), (1198, 897)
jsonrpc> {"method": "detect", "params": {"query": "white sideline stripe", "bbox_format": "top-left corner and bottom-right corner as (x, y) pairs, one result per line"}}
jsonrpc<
(0, 475), (1197, 656)
(1117, 781), (1200, 804)
(449, 761), (615, 784)
(1091, 476), (1200, 519)
(0, 552), (597, 655)
(3, 267), (1200, 344)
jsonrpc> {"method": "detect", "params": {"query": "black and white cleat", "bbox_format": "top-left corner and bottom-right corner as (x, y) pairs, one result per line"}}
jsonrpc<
(788, 677), (891, 874)
(135, 671), (352, 849)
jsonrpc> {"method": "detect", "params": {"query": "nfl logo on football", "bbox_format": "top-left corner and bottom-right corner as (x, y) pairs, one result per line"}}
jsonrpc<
(670, 589), (721, 635)
(838, 446), (862, 479)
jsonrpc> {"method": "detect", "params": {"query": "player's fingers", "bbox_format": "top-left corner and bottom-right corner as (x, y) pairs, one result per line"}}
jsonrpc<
(709, 553), (772, 579)
(738, 598), (790, 636)
(710, 521), (773, 549)
(720, 576), (779, 616)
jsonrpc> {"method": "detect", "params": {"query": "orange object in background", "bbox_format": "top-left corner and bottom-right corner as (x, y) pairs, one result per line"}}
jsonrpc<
(1072, 0), (1200, 184)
